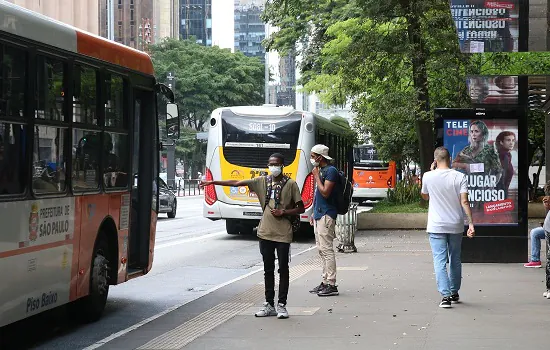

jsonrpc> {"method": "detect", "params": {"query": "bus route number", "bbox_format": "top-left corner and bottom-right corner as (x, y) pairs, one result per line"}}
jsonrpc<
(249, 123), (276, 132)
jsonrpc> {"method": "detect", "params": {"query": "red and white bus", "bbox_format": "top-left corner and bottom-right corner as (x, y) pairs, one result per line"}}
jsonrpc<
(0, 2), (178, 327)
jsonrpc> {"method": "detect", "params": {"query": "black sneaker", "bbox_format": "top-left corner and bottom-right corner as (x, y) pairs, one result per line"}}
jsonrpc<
(318, 284), (339, 297)
(309, 282), (325, 294)
(439, 297), (452, 308)
(449, 293), (460, 303)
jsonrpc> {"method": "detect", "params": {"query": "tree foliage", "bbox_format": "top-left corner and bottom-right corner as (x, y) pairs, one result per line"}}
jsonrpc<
(150, 39), (265, 174)
(263, 0), (550, 171)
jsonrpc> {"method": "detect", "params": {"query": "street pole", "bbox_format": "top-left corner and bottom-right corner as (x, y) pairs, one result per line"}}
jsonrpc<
(264, 24), (269, 104)
(166, 72), (177, 189)
(107, 0), (114, 41)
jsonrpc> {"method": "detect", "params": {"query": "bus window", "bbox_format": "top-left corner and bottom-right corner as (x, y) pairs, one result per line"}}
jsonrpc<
(103, 132), (129, 188)
(35, 55), (65, 121)
(73, 65), (98, 125)
(0, 123), (26, 195)
(32, 126), (68, 193)
(0, 45), (26, 120)
(72, 129), (100, 190)
(104, 73), (127, 128)
(221, 111), (302, 168)
(0, 44), (27, 195)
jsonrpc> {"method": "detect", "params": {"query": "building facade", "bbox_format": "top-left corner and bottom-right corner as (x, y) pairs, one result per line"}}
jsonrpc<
(180, 0), (212, 45)
(154, 0), (180, 42)
(6, 0), (100, 34)
(98, 0), (154, 50)
(234, 0), (265, 63)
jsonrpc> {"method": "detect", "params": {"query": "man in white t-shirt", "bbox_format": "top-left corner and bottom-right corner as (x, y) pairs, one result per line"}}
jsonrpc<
(421, 147), (475, 308)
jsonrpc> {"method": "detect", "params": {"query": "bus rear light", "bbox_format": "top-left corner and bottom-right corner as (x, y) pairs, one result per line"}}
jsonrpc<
(205, 168), (217, 205)
(301, 172), (315, 209)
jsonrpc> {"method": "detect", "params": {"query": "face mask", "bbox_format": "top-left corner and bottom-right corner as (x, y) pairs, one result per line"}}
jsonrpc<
(268, 166), (282, 177)
(310, 158), (319, 167)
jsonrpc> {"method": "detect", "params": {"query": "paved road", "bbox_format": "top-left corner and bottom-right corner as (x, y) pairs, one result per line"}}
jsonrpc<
(1, 196), (317, 350)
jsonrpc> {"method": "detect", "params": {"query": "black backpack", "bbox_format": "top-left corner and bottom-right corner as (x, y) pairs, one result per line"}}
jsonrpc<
(333, 169), (353, 215)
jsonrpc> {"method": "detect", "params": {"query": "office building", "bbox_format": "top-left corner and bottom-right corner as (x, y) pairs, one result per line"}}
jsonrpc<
(180, 0), (212, 45)
(234, 0), (265, 63)
(155, 0), (180, 42)
(98, 0), (154, 50)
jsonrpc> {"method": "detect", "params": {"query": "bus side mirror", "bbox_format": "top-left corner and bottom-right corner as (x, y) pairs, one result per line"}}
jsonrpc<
(166, 103), (180, 140)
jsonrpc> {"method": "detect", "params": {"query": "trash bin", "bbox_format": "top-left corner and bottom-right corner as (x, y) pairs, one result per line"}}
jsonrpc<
(336, 202), (358, 253)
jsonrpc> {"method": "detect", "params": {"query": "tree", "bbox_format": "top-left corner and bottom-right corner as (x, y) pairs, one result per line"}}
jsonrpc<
(150, 39), (265, 175)
(263, 0), (550, 175)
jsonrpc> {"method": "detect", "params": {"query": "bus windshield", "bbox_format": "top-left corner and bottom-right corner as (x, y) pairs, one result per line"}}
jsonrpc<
(354, 145), (389, 169)
(221, 110), (302, 168)
(222, 111), (302, 148)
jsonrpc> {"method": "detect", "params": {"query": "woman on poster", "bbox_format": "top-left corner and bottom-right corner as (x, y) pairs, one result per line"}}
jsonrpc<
(495, 131), (516, 197)
(451, 120), (502, 178)
(451, 120), (505, 223)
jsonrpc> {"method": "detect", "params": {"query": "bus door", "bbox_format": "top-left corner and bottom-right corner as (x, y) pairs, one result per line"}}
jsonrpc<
(129, 88), (156, 273)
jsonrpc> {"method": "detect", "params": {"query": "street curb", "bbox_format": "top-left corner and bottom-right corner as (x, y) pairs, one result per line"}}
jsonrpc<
(358, 212), (426, 230)
(358, 203), (546, 230)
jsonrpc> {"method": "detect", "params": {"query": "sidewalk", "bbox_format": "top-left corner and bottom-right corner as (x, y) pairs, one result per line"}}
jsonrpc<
(101, 230), (547, 350)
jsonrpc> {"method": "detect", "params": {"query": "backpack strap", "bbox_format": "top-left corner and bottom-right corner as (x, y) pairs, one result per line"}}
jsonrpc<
(263, 175), (272, 212)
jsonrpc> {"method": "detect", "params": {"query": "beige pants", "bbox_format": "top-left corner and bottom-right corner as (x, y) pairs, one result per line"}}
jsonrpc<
(314, 215), (337, 285)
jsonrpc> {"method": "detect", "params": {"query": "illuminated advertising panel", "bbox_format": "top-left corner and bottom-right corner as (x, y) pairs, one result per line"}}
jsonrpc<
(444, 118), (518, 225)
(450, 0), (520, 53)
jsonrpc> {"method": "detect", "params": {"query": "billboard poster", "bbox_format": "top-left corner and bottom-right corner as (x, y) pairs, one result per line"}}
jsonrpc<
(444, 118), (518, 225)
(450, 0), (520, 53)
(467, 75), (518, 105)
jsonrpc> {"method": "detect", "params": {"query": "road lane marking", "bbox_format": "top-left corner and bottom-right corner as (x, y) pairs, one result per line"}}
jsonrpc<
(154, 231), (227, 250)
(82, 245), (317, 350)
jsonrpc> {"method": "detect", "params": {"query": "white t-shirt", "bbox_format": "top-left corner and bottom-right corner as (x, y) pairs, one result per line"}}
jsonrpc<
(421, 169), (468, 234)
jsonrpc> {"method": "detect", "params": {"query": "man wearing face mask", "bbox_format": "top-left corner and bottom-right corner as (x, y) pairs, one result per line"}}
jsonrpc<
(200, 153), (304, 319)
(309, 144), (340, 297)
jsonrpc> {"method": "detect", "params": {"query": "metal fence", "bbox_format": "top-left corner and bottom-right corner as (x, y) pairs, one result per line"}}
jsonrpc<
(335, 202), (358, 253)
(175, 179), (203, 197)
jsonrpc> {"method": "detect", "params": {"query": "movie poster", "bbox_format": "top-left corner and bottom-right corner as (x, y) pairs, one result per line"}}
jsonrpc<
(466, 76), (518, 105)
(450, 0), (520, 53)
(444, 118), (518, 225)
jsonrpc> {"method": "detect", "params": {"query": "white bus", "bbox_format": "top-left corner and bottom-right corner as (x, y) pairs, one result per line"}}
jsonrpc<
(202, 105), (355, 235)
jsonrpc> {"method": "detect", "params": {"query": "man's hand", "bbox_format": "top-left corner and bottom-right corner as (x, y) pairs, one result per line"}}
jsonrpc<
(199, 180), (213, 189)
(312, 166), (320, 178)
(270, 209), (284, 217)
(430, 160), (437, 171)
(309, 215), (314, 226)
(466, 224), (475, 238)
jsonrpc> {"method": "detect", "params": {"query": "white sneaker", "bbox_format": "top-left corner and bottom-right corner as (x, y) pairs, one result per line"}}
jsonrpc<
(255, 302), (277, 317)
(276, 303), (289, 319)
(544, 290), (550, 299)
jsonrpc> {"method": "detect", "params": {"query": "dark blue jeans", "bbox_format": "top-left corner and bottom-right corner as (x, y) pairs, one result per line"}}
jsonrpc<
(259, 238), (290, 306)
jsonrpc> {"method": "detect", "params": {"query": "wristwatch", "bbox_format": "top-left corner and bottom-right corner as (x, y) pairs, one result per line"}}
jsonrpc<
(282, 209), (286, 215)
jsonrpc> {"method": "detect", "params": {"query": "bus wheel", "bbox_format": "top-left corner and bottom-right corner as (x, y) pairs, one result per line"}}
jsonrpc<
(226, 220), (239, 235)
(72, 232), (111, 323)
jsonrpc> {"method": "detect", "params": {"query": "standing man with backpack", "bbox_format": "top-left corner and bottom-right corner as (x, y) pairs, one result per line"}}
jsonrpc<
(309, 144), (341, 297)
(200, 153), (304, 318)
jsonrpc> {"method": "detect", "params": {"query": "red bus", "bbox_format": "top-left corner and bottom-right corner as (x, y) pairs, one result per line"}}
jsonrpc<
(352, 144), (397, 201)
(0, 2), (178, 327)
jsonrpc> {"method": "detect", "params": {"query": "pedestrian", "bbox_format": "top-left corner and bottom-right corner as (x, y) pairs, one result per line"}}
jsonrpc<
(523, 223), (546, 268)
(308, 144), (340, 297)
(421, 147), (475, 308)
(200, 153), (304, 318)
(541, 181), (550, 299)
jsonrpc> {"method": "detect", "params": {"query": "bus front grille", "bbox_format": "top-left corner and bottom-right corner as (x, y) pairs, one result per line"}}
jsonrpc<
(223, 148), (297, 168)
